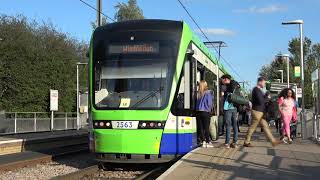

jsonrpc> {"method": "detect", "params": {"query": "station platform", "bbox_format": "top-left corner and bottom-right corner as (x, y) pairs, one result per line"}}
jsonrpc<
(0, 129), (88, 155)
(158, 127), (320, 180)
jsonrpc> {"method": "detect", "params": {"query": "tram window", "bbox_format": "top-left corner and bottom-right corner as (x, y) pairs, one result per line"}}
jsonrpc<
(171, 59), (196, 116)
(171, 69), (186, 115)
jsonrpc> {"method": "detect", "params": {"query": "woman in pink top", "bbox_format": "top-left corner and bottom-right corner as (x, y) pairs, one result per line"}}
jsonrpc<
(278, 88), (297, 144)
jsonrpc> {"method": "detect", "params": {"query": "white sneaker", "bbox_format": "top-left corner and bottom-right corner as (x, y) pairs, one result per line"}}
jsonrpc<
(282, 137), (288, 144)
(202, 141), (207, 148)
(225, 144), (230, 149)
(206, 142), (214, 148)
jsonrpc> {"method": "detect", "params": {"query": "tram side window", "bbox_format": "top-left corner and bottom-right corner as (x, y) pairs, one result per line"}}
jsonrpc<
(171, 58), (196, 116)
(172, 69), (186, 116)
(204, 68), (217, 115)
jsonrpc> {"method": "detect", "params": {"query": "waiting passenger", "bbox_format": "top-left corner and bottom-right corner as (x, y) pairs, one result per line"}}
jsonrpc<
(196, 80), (214, 148)
(278, 88), (297, 144)
(218, 79), (227, 136)
(221, 74), (240, 149)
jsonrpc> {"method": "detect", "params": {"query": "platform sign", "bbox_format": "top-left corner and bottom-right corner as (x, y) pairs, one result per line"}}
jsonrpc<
(294, 66), (301, 77)
(50, 90), (58, 111)
(296, 88), (302, 98)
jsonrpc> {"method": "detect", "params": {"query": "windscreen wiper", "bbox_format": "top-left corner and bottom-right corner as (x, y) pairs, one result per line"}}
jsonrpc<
(129, 87), (164, 109)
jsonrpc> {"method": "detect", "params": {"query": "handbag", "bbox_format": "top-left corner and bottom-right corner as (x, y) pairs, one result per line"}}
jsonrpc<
(229, 91), (249, 105)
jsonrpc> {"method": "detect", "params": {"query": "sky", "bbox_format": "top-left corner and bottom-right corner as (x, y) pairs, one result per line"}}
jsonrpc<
(1, 0), (320, 89)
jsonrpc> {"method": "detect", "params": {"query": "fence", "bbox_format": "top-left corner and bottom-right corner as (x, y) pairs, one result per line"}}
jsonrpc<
(313, 114), (320, 142)
(0, 112), (85, 135)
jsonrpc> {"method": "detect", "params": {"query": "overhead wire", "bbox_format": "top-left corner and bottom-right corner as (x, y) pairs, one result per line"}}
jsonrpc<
(79, 0), (116, 22)
(176, 0), (244, 81)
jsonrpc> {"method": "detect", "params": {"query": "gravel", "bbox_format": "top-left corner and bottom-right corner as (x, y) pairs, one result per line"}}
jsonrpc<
(80, 169), (145, 180)
(0, 152), (96, 180)
(0, 153), (159, 180)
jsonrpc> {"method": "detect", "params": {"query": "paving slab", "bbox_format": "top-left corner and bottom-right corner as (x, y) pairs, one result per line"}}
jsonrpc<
(158, 127), (320, 180)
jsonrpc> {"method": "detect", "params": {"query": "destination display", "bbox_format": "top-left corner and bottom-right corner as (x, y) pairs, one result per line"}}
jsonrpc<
(108, 42), (159, 54)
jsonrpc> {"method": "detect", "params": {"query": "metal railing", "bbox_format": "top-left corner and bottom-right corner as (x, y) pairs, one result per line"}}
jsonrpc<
(0, 112), (87, 135)
(313, 113), (320, 142)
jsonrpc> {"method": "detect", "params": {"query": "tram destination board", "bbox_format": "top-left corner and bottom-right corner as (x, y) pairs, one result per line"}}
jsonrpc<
(108, 42), (159, 55)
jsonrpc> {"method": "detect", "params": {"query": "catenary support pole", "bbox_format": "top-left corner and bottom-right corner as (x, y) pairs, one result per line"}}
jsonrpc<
(97, 0), (102, 27)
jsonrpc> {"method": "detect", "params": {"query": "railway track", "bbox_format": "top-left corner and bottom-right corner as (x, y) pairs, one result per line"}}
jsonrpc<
(52, 161), (176, 180)
(0, 143), (88, 172)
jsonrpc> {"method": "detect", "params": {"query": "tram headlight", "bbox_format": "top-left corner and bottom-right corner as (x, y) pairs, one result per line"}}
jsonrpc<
(138, 121), (165, 129)
(93, 121), (112, 129)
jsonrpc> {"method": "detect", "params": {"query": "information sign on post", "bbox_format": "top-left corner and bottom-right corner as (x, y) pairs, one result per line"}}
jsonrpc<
(50, 90), (59, 111)
(296, 88), (302, 98)
(294, 66), (301, 77)
(50, 90), (58, 131)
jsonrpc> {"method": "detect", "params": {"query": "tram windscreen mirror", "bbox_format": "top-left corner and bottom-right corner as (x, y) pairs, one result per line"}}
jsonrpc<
(108, 42), (159, 55)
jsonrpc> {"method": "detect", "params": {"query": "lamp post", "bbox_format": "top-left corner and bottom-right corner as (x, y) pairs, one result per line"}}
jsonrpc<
(277, 70), (284, 83)
(276, 54), (290, 88)
(77, 62), (88, 130)
(282, 19), (306, 138)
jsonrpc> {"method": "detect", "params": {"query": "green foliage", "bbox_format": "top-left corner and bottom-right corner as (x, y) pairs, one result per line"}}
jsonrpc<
(0, 15), (88, 112)
(114, 0), (144, 22)
(91, 16), (108, 30)
(259, 37), (319, 108)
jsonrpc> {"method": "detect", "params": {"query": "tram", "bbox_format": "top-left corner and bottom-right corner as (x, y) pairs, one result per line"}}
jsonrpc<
(88, 19), (232, 163)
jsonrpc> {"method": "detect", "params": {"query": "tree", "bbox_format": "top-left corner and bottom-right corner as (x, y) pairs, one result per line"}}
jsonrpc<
(0, 15), (87, 112)
(114, 0), (144, 22)
(91, 16), (108, 30)
(259, 37), (320, 108)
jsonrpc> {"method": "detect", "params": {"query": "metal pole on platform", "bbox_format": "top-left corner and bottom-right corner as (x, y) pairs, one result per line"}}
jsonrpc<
(282, 19), (305, 138)
(34, 112), (37, 132)
(77, 64), (79, 130)
(14, 112), (17, 134)
(287, 57), (290, 88)
(65, 112), (68, 130)
(51, 111), (54, 131)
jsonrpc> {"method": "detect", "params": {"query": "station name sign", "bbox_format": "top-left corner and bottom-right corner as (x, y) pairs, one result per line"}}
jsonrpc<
(108, 42), (159, 55)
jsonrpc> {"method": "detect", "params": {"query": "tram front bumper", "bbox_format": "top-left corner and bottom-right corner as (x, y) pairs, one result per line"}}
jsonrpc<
(93, 129), (163, 154)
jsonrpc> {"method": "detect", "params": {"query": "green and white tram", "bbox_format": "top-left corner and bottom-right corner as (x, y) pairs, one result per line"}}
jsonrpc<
(88, 19), (232, 162)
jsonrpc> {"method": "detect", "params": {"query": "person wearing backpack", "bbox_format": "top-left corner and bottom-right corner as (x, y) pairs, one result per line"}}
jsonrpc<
(221, 74), (240, 149)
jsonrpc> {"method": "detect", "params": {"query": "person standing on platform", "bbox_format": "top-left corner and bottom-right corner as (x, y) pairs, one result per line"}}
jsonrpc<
(196, 80), (214, 148)
(218, 79), (227, 136)
(278, 88), (297, 144)
(244, 77), (282, 147)
(221, 74), (239, 149)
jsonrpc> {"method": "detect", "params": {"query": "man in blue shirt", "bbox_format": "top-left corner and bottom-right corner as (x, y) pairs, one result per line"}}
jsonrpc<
(221, 74), (239, 149)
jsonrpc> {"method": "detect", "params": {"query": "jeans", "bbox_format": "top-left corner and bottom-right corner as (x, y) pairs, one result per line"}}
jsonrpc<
(197, 111), (211, 143)
(224, 109), (238, 144)
(245, 110), (276, 144)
